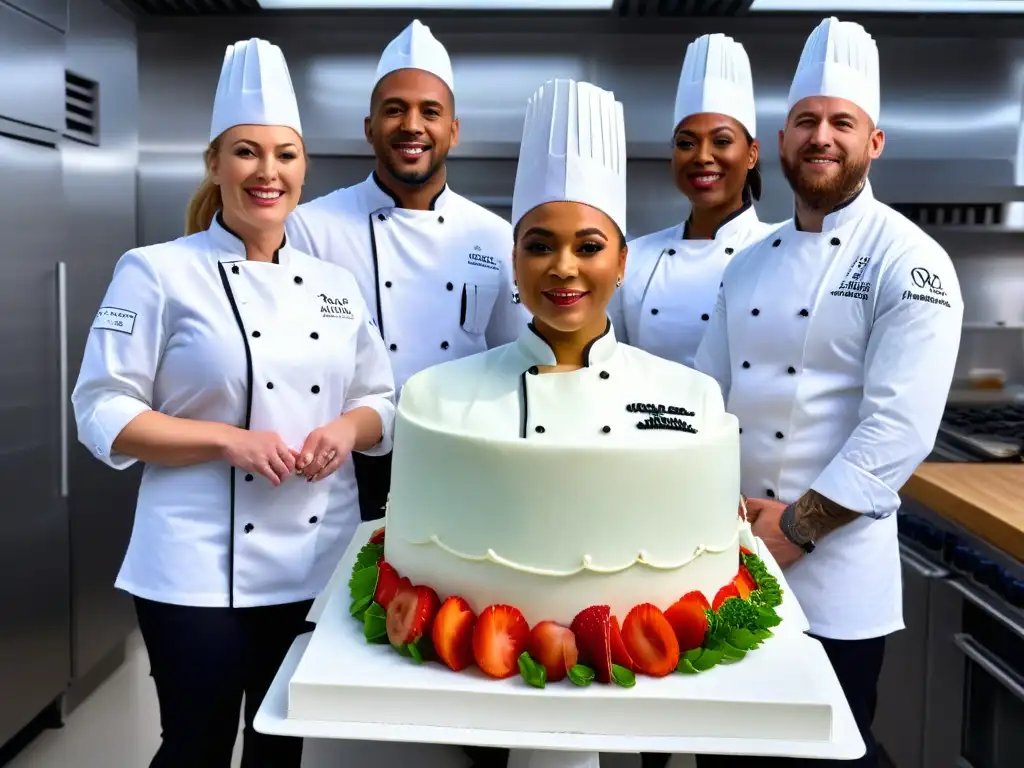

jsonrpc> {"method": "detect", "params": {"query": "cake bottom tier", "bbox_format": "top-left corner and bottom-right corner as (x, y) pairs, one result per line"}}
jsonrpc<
(384, 533), (741, 626)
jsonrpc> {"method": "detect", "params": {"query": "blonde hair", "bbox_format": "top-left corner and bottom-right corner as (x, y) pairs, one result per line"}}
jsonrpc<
(185, 139), (223, 236)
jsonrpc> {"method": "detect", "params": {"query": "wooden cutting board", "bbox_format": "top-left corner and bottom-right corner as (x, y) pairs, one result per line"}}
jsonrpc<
(903, 464), (1024, 562)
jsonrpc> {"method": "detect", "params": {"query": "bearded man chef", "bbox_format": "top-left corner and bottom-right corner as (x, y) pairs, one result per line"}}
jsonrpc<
(610, 33), (777, 368)
(72, 38), (395, 767)
(694, 17), (963, 768)
(286, 19), (526, 523)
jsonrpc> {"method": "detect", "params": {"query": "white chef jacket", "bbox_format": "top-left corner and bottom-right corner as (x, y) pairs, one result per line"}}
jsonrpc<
(71, 215), (397, 609)
(400, 319), (725, 441)
(694, 181), (964, 640)
(609, 203), (777, 368)
(286, 173), (528, 393)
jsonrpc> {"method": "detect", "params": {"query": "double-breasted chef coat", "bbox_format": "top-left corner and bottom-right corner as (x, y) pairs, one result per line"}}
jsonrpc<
(71, 214), (397, 608)
(401, 319), (726, 443)
(286, 172), (527, 393)
(609, 202), (777, 368)
(694, 181), (964, 640)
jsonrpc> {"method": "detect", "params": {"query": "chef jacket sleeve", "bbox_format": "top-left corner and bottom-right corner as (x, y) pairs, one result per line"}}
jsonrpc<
(811, 243), (964, 519)
(343, 299), (397, 457)
(71, 250), (166, 470)
(693, 284), (732, 402)
(284, 206), (319, 259)
(484, 250), (528, 348)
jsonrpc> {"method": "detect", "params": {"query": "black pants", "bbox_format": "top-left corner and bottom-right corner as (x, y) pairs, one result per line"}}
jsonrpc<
(135, 596), (315, 768)
(666, 634), (886, 768)
(353, 451), (392, 522)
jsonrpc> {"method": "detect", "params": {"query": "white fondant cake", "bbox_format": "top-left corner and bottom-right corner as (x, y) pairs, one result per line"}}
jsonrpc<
(382, 332), (743, 627)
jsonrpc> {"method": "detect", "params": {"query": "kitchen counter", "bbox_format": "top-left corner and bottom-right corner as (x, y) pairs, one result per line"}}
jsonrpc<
(902, 464), (1024, 562)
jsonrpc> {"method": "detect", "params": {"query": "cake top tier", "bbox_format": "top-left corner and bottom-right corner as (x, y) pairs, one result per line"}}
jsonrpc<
(398, 321), (735, 446)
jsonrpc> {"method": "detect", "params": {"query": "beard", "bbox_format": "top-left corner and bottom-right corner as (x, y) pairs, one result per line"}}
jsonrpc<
(380, 138), (447, 188)
(780, 143), (870, 212)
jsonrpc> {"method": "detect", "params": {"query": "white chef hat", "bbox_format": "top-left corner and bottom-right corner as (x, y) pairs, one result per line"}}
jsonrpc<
(209, 38), (302, 143)
(787, 17), (880, 125)
(512, 79), (627, 237)
(374, 19), (455, 94)
(674, 33), (757, 138)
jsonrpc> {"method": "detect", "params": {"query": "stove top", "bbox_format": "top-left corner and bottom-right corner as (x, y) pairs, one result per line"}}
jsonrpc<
(931, 403), (1024, 462)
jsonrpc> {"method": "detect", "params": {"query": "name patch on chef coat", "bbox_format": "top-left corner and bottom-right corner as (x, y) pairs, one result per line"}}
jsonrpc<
(467, 245), (499, 272)
(625, 402), (696, 417)
(92, 306), (137, 335)
(318, 293), (354, 319)
(902, 266), (952, 308)
(829, 255), (873, 301)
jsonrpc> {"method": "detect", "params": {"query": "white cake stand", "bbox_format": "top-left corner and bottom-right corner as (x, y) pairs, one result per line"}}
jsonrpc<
(254, 523), (865, 767)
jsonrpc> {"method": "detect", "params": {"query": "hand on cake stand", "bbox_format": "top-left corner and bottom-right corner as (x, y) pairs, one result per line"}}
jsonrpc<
(745, 498), (804, 568)
(295, 417), (358, 482)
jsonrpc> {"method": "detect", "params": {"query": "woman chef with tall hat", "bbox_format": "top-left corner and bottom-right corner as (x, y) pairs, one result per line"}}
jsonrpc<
(72, 38), (395, 767)
(695, 17), (963, 767)
(609, 33), (776, 367)
(397, 77), (725, 768)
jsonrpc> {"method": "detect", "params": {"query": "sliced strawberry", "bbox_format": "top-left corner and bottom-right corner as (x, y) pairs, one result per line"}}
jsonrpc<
(570, 605), (612, 683)
(713, 583), (741, 611)
(664, 591), (710, 652)
(369, 527), (386, 545)
(527, 621), (577, 682)
(739, 545), (754, 557)
(621, 603), (680, 678)
(733, 564), (757, 599)
(386, 580), (440, 647)
(472, 605), (530, 679)
(609, 616), (635, 672)
(373, 562), (401, 609)
(431, 596), (477, 671)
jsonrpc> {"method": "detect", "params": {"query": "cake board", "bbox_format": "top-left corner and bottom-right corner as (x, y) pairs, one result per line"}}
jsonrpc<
(255, 522), (865, 765)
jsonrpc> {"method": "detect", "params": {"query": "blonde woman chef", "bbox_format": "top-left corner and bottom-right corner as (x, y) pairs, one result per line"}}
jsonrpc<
(609, 33), (777, 368)
(71, 39), (395, 768)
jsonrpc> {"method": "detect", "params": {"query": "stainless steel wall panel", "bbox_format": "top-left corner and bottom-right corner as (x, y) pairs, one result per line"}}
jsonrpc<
(0, 2), (64, 133)
(5, 0), (67, 30)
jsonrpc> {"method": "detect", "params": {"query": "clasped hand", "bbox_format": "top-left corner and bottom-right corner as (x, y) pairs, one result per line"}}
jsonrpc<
(742, 496), (805, 569)
(222, 418), (357, 486)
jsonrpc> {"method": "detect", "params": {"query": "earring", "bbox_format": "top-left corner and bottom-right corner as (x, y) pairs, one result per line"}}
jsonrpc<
(615, 276), (622, 288)
(512, 291), (521, 304)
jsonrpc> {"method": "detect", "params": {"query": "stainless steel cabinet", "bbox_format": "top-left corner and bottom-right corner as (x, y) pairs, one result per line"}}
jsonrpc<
(874, 543), (949, 768)
(0, 130), (72, 749)
(0, 2), (64, 131)
(5, 0), (67, 30)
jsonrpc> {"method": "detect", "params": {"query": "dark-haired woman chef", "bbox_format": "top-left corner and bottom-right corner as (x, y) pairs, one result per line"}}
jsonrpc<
(610, 33), (777, 367)
(71, 38), (395, 768)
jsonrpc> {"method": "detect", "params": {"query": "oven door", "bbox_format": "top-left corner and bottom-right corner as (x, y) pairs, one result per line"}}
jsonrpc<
(926, 577), (1024, 768)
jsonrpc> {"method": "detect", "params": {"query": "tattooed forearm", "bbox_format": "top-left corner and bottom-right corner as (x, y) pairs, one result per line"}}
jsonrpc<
(785, 491), (860, 545)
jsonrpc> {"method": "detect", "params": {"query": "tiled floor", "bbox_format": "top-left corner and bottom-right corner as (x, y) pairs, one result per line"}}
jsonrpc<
(4, 634), (675, 768)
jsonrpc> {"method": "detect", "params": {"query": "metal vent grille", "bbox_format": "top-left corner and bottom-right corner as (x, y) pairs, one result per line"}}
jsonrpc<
(65, 72), (99, 146)
(613, 0), (753, 16)
(891, 202), (1004, 228)
(122, 0), (259, 14)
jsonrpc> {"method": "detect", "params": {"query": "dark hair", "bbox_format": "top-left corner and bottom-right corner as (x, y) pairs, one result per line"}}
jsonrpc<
(369, 72), (456, 115)
(741, 128), (762, 202)
(512, 216), (627, 250)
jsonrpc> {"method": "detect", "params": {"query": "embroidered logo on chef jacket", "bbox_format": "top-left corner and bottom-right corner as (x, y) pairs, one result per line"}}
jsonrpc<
(902, 266), (951, 308)
(468, 245), (499, 272)
(625, 402), (698, 433)
(92, 306), (137, 335)
(317, 293), (355, 319)
(829, 254), (873, 301)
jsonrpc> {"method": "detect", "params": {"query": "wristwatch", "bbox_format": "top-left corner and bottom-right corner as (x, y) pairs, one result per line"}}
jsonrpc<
(780, 503), (815, 553)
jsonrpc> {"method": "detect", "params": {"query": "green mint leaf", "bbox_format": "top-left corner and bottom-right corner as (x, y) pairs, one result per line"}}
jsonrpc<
(354, 542), (384, 570)
(349, 594), (372, 619)
(363, 603), (388, 643)
(677, 658), (699, 674)
(517, 652), (547, 689)
(692, 648), (724, 672)
(407, 641), (424, 664)
(756, 606), (782, 629)
(568, 664), (596, 687)
(683, 648), (703, 663)
(348, 564), (378, 604)
(720, 642), (746, 661)
(727, 628), (758, 651)
(753, 628), (774, 641)
(611, 664), (636, 688)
